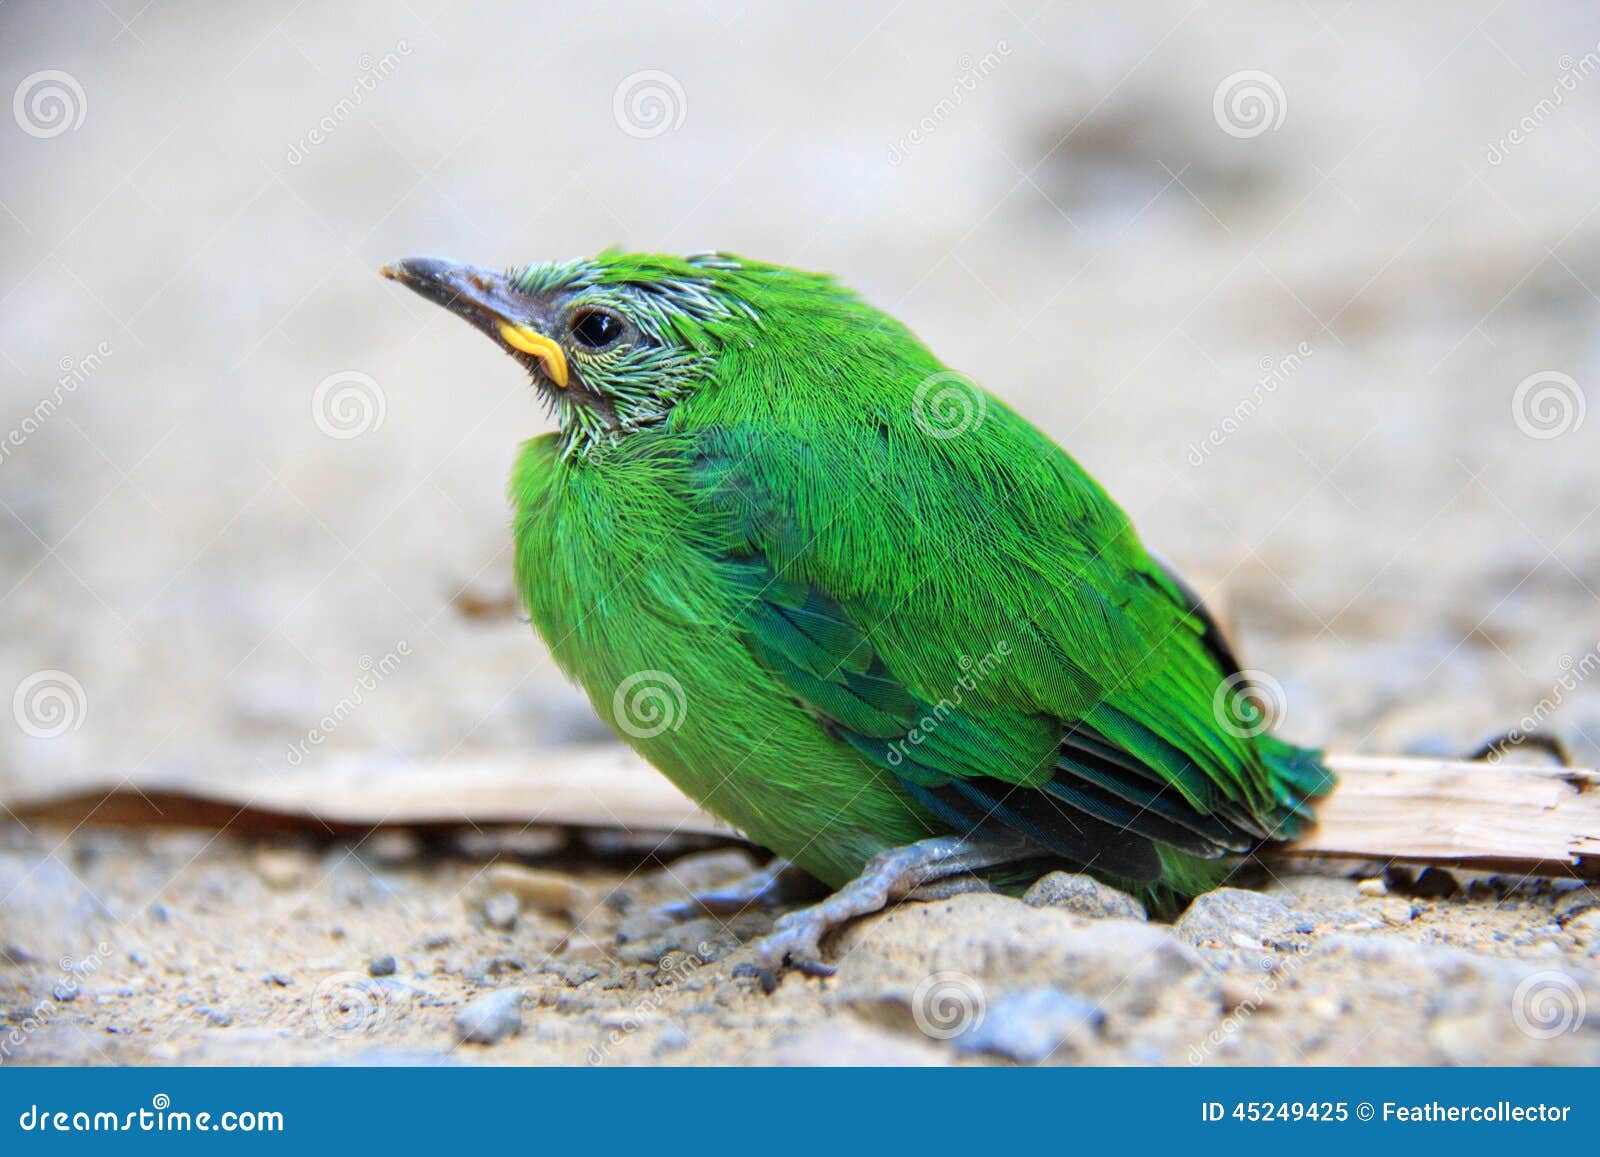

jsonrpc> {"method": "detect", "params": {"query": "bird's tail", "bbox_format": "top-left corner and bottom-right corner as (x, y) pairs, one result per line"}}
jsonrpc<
(1257, 733), (1336, 840)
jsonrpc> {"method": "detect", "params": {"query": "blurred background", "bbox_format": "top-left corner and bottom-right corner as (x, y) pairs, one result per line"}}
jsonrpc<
(4, 0), (1599, 804)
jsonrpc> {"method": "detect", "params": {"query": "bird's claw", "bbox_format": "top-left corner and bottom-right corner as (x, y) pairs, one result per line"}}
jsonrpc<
(751, 909), (836, 980)
(655, 858), (814, 921)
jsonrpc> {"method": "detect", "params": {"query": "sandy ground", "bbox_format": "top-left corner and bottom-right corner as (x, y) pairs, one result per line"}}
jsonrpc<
(2, 823), (1597, 1066)
(3, 2), (1600, 1064)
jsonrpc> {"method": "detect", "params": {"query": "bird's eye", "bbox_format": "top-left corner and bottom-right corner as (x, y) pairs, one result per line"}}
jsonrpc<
(570, 308), (624, 350)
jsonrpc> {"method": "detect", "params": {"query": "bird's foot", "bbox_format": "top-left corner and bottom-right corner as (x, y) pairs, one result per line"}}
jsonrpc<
(749, 834), (1024, 983)
(657, 858), (820, 919)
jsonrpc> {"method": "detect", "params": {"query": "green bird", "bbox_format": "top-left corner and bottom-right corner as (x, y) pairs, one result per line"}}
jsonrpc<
(384, 251), (1334, 973)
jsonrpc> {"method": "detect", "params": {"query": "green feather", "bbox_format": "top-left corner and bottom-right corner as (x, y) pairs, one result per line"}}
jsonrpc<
(502, 252), (1333, 892)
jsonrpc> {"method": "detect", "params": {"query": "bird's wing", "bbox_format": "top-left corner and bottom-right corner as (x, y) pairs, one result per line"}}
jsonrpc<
(690, 415), (1321, 880)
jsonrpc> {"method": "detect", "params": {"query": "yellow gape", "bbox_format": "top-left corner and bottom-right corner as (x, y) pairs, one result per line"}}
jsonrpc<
(497, 322), (568, 388)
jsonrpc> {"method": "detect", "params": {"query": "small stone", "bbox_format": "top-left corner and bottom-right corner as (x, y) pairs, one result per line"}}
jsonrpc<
(478, 864), (591, 920)
(655, 1025), (690, 1053)
(953, 987), (1104, 1063)
(1409, 868), (1459, 899)
(368, 955), (397, 977)
(1174, 888), (1305, 949)
(1306, 995), (1344, 1020)
(454, 988), (524, 1045)
(254, 847), (313, 890)
(51, 982), (78, 1002)
(420, 931), (455, 950)
(1220, 978), (1267, 1013)
(483, 890), (521, 930)
(194, 1006), (233, 1027)
(1357, 877), (1388, 897)
(0, 852), (107, 961)
(835, 893), (1206, 1022)
(1023, 872), (1147, 920)
(559, 934), (610, 963)
(263, 972), (294, 987)
(1380, 899), (1417, 925)
(364, 830), (424, 866)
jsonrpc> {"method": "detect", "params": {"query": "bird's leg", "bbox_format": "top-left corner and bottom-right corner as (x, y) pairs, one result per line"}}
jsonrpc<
(658, 857), (822, 918)
(752, 834), (1027, 979)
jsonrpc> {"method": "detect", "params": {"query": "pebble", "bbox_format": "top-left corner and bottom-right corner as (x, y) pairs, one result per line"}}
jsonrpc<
(262, 972), (294, 987)
(482, 890), (521, 930)
(454, 988), (524, 1045)
(1173, 888), (1306, 950)
(1357, 877), (1388, 897)
(364, 830), (424, 866)
(559, 934), (611, 963)
(655, 1025), (691, 1054)
(254, 847), (313, 890)
(835, 893), (1207, 1022)
(194, 1006), (233, 1028)
(368, 955), (397, 977)
(1409, 868), (1460, 899)
(477, 864), (590, 920)
(1022, 872), (1147, 920)
(953, 988), (1104, 1063)
(0, 852), (107, 960)
(1380, 899), (1417, 925)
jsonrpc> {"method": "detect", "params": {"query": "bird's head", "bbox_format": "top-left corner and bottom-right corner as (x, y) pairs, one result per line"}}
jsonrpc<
(383, 251), (921, 455)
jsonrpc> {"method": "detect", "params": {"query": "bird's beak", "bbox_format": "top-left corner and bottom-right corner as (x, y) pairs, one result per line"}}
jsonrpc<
(381, 256), (569, 389)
